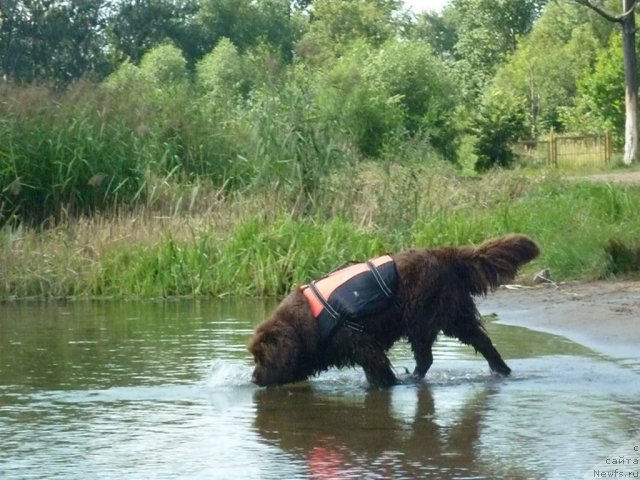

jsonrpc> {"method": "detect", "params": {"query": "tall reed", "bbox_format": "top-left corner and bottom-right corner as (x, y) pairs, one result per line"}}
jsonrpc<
(0, 83), (146, 225)
(4, 169), (640, 300)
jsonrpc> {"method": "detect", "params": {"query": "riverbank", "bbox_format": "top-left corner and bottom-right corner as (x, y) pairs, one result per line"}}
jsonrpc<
(3, 168), (640, 300)
(479, 280), (640, 360)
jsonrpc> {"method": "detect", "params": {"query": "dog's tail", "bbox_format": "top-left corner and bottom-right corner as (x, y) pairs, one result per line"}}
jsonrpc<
(461, 234), (540, 295)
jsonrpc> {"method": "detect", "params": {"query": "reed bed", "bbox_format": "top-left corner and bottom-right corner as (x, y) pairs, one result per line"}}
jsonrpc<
(3, 82), (640, 300)
(3, 165), (640, 300)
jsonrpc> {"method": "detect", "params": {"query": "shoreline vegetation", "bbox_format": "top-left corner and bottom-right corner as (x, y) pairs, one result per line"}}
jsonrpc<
(3, 163), (640, 301)
(3, 4), (640, 302)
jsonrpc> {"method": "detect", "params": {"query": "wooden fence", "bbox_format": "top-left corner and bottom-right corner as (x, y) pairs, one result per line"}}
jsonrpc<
(513, 132), (612, 168)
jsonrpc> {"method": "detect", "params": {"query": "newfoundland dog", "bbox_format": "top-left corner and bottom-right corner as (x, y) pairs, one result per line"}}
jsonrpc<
(248, 234), (539, 387)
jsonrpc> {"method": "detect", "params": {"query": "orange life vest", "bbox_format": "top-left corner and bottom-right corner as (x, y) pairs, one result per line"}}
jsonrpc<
(300, 255), (399, 341)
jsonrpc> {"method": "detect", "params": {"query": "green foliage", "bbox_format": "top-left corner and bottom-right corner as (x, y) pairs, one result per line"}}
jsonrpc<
(313, 42), (404, 157)
(5, 0), (640, 300)
(604, 239), (640, 276)
(3, 0), (639, 226)
(241, 77), (345, 209)
(471, 91), (527, 171)
(104, 60), (150, 93)
(0, 85), (145, 225)
(211, 216), (386, 296)
(105, 43), (189, 101)
(0, 0), (111, 84)
(106, 0), (198, 66)
(139, 43), (189, 87)
(560, 33), (624, 142)
(6, 172), (640, 299)
(298, 0), (401, 62)
(93, 216), (387, 298)
(492, 2), (604, 136)
(367, 40), (459, 159)
(447, 0), (548, 99)
(196, 38), (252, 101)
(519, 180), (640, 278)
(311, 39), (460, 159)
(104, 45), (209, 179)
(409, 10), (458, 57)
(411, 178), (640, 279)
(194, 0), (304, 61)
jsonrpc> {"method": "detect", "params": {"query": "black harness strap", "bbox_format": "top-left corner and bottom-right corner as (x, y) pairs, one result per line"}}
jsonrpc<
(309, 280), (366, 335)
(309, 258), (401, 340)
(368, 260), (403, 311)
(308, 281), (339, 320)
(343, 320), (365, 333)
(366, 260), (394, 298)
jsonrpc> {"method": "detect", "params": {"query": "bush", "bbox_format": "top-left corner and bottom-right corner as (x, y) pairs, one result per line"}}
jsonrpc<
(367, 40), (460, 160)
(313, 43), (404, 157)
(472, 90), (527, 171)
(196, 38), (252, 102)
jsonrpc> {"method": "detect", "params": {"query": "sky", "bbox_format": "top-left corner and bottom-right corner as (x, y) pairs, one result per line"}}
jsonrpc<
(404, 0), (450, 13)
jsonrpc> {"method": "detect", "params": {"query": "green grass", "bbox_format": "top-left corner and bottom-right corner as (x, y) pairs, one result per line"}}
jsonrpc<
(3, 166), (640, 300)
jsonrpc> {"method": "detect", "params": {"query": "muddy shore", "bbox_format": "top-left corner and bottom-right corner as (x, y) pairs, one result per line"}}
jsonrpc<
(479, 280), (640, 360)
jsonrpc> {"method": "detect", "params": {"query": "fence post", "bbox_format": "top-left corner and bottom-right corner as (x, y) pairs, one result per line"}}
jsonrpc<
(604, 131), (612, 165)
(549, 131), (558, 167)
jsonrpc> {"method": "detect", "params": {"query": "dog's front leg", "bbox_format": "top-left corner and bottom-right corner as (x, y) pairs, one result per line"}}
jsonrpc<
(410, 331), (439, 380)
(412, 348), (433, 380)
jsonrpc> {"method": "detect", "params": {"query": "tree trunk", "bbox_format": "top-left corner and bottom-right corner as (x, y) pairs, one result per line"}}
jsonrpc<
(622, 0), (638, 165)
(574, 0), (639, 164)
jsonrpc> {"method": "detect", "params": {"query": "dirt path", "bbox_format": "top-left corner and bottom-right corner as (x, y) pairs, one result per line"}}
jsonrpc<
(479, 280), (640, 360)
(579, 170), (640, 184)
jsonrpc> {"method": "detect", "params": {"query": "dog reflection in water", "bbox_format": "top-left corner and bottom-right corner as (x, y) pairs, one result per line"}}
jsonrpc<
(253, 385), (500, 478)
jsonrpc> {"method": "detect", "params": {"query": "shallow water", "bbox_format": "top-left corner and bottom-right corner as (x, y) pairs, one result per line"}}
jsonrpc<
(1, 300), (639, 479)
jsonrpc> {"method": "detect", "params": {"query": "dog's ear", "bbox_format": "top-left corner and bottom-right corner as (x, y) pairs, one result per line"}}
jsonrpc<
(248, 329), (280, 361)
(247, 330), (265, 355)
(261, 331), (279, 346)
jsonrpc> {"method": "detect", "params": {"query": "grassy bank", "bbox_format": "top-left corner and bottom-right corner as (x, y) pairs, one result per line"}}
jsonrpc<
(2, 165), (640, 301)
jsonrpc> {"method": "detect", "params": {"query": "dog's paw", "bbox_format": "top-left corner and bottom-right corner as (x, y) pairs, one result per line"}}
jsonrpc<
(397, 370), (423, 385)
(490, 364), (512, 377)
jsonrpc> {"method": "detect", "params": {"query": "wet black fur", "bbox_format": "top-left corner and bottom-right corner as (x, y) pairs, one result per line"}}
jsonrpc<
(248, 234), (540, 387)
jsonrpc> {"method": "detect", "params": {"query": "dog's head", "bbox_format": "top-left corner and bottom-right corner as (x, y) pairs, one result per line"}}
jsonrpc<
(247, 325), (302, 387)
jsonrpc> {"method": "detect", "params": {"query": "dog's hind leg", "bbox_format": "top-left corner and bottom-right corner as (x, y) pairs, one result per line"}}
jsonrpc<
(451, 324), (511, 376)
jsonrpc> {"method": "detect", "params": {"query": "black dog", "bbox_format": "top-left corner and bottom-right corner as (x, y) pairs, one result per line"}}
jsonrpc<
(248, 234), (539, 387)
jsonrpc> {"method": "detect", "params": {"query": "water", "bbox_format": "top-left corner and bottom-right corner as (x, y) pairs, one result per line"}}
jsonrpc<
(1, 300), (639, 479)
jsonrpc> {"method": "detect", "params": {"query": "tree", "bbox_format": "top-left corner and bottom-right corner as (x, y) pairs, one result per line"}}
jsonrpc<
(445, 0), (548, 99)
(297, 0), (402, 61)
(560, 33), (625, 138)
(367, 40), (460, 159)
(193, 0), (303, 62)
(313, 42), (405, 157)
(196, 38), (252, 102)
(472, 90), (528, 171)
(0, 0), (112, 84)
(572, 0), (637, 164)
(106, 0), (198, 66)
(490, 1), (606, 136)
(409, 10), (457, 58)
